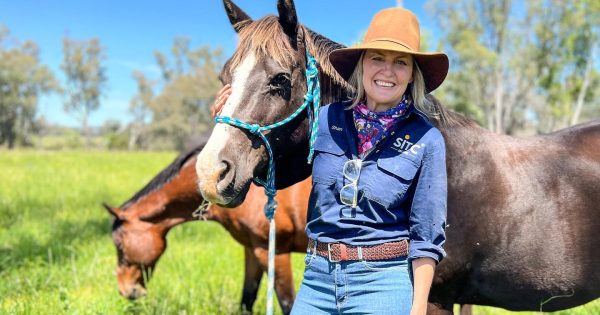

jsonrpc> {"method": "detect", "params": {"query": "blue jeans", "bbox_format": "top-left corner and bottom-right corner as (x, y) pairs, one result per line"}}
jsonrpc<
(291, 251), (413, 314)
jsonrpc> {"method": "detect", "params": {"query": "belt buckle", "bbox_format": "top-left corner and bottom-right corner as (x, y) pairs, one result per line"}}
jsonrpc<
(327, 243), (341, 262)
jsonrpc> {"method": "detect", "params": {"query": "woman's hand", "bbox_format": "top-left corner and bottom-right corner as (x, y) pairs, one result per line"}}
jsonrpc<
(211, 84), (231, 117)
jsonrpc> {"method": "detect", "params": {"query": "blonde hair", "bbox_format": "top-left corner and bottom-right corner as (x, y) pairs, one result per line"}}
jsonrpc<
(346, 51), (440, 122)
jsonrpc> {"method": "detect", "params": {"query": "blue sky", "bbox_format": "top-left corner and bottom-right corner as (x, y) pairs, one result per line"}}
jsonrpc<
(0, 0), (437, 127)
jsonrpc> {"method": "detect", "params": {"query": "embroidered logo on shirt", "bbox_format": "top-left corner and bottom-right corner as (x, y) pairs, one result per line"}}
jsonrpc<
(331, 125), (343, 132)
(393, 136), (425, 155)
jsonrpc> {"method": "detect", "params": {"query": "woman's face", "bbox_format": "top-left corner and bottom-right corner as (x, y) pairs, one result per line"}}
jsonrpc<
(362, 49), (414, 111)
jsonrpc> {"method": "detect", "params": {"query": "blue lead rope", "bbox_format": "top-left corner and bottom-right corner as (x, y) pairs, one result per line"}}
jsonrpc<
(214, 50), (321, 315)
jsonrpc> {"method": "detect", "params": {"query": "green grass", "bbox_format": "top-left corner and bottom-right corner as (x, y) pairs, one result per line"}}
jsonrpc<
(0, 150), (598, 314)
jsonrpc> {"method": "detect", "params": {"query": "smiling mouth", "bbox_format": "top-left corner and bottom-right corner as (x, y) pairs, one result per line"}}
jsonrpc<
(374, 80), (396, 87)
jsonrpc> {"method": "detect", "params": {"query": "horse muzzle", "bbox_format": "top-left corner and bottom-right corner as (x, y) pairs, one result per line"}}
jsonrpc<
(120, 283), (147, 300)
(195, 151), (253, 208)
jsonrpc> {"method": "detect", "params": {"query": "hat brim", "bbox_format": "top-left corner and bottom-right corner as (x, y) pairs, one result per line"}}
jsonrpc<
(329, 40), (449, 93)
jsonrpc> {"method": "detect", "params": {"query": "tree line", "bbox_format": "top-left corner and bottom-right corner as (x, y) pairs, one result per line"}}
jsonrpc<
(0, 26), (222, 151)
(0, 0), (598, 150)
(428, 0), (599, 134)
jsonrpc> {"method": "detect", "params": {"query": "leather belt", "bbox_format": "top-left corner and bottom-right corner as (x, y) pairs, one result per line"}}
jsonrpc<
(308, 239), (409, 262)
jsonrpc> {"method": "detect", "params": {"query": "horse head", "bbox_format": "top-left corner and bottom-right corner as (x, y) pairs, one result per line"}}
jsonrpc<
(196, 0), (349, 207)
(105, 147), (205, 299)
(104, 203), (166, 299)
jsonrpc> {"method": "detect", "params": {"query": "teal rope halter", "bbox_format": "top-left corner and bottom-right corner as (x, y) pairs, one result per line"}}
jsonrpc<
(214, 50), (321, 220)
(214, 50), (320, 315)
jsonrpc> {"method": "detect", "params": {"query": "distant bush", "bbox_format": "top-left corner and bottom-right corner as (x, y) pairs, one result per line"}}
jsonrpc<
(104, 132), (128, 150)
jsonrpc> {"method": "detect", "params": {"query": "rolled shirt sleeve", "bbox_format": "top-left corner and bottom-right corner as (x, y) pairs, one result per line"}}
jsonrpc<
(408, 129), (448, 263)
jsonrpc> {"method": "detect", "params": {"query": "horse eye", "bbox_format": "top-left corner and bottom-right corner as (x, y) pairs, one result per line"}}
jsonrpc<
(269, 73), (291, 87)
(268, 73), (291, 101)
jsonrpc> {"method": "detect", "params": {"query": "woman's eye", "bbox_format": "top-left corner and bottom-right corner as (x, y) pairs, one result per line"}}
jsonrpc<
(395, 59), (407, 65)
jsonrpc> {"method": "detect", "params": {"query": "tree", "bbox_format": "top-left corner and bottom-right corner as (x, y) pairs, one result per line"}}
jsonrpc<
(529, 0), (599, 131)
(428, 0), (526, 134)
(0, 25), (58, 148)
(129, 71), (153, 150)
(129, 38), (222, 150)
(427, 0), (599, 134)
(61, 36), (107, 148)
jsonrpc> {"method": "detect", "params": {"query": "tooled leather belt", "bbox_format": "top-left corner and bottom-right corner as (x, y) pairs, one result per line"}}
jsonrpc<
(308, 239), (409, 262)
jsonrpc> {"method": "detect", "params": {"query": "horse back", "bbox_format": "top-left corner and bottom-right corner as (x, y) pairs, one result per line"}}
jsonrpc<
(436, 121), (600, 311)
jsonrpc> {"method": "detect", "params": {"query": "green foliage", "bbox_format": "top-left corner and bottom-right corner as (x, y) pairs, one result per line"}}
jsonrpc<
(528, 0), (599, 131)
(104, 133), (128, 150)
(100, 119), (128, 150)
(61, 37), (107, 147)
(0, 25), (59, 149)
(427, 0), (599, 134)
(64, 129), (84, 149)
(130, 38), (223, 151)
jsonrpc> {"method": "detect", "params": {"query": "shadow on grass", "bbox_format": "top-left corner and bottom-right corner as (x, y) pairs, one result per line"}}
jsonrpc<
(0, 216), (110, 272)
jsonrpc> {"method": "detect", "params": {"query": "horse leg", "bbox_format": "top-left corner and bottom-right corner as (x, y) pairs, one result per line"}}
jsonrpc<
(460, 304), (472, 315)
(241, 246), (263, 314)
(253, 247), (295, 315)
(427, 302), (454, 315)
(273, 253), (295, 315)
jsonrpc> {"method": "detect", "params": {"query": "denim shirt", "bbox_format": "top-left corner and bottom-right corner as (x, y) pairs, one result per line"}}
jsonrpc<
(306, 101), (448, 263)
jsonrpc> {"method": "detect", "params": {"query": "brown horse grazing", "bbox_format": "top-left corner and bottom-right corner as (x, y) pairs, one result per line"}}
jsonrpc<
(104, 145), (310, 314)
(195, 0), (600, 314)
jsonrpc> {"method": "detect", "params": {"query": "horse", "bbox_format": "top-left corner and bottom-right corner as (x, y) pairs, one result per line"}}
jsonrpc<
(195, 1), (600, 314)
(104, 144), (311, 314)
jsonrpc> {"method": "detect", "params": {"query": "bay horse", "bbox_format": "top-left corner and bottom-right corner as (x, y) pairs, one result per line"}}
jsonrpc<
(104, 144), (311, 314)
(195, 0), (600, 314)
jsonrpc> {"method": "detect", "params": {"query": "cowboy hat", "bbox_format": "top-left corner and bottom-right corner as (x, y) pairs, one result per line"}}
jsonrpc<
(329, 7), (449, 93)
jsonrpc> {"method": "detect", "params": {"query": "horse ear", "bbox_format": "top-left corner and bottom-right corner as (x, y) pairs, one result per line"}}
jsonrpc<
(103, 202), (121, 219)
(277, 0), (298, 43)
(223, 0), (252, 33)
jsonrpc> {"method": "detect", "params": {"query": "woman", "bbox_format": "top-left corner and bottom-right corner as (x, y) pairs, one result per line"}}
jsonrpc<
(214, 8), (448, 315)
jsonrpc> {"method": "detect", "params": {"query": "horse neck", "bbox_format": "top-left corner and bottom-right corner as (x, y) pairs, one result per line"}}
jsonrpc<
(127, 164), (203, 232)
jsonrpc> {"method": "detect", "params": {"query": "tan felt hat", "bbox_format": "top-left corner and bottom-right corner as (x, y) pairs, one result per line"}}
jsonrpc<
(329, 7), (449, 93)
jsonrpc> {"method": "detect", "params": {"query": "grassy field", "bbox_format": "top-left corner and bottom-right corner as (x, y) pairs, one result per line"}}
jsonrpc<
(0, 150), (598, 314)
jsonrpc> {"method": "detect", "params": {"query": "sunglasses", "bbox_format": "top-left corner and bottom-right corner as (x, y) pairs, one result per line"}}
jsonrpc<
(340, 159), (363, 208)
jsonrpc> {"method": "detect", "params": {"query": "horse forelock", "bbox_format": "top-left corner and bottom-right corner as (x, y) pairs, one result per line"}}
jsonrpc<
(228, 16), (297, 72)
(226, 16), (352, 104)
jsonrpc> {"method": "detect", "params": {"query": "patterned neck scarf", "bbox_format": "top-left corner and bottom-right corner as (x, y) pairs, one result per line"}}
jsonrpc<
(352, 95), (411, 156)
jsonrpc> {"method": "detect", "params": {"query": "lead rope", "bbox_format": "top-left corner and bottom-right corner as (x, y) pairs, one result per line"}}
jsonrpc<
(214, 50), (320, 315)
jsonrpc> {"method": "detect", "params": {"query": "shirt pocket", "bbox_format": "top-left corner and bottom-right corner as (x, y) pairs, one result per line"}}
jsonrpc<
(363, 157), (420, 208)
(311, 134), (347, 185)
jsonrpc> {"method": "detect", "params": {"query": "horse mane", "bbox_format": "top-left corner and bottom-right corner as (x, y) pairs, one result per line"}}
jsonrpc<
(120, 141), (206, 210)
(303, 27), (354, 103)
(229, 16), (477, 129)
(425, 94), (480, 129)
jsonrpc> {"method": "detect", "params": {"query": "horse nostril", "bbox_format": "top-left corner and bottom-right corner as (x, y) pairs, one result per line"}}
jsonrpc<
(217, 160), (231, 182)
(127, 287), (139, 300)
(219, 160), (231, 176)
(216, 159), (235, 191)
